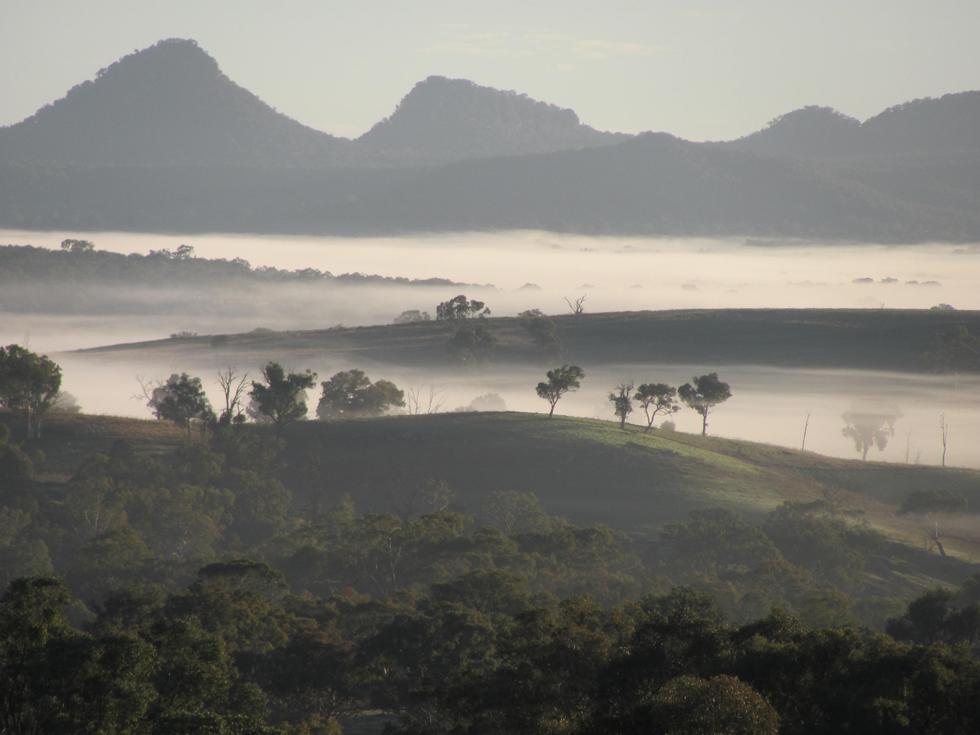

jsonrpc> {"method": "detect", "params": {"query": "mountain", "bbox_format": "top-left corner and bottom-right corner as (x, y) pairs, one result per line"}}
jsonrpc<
(6, 131), (978, 239)
(355, 75), (625, 164)
(731, 92), (980, 159)
(0, 38), (352, 168)
(0, 41), (623, 169)
(3, 38), (980, 240)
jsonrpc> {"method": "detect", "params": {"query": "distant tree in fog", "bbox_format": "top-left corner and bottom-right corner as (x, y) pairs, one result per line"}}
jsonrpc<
(564, 295), (586, 316)
(394, 309), (432, 324)
(249, 362), (317, 437)
(841, 405), (902, 461)
(146, 372), (213, 436)
(316, 369), (405, 420)
(447, 324), (497, 365)
(216, 367), (249, 425)
(635, 383), (680, 432)
(535, 364), (584, 417)
(679, 373), (732, 436)
(609, 382), (634, 429)
(0, 344), (63, 439)
(436, 295), (490, 321)
(520, 311), (563, 360)
(59, 238), (94, 253)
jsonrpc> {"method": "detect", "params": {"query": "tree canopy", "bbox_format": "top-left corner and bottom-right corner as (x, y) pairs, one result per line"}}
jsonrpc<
(316, 369), (405, 420)
(679, 373), (732, 436)
(535, 364), (585, 417)
(0, 344), (63, 439)
(248, 363), (317, 437)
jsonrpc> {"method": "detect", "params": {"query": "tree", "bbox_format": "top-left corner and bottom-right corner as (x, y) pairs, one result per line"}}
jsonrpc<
(447, 324), (497, 365)
(0, 345), (63, 439)
(609, 382), (634, 429)
(436, 295), (490, 321)
(520, 311), (563, 360)
(635, 383), (680, 432)
(678, 373), (732, 436)
(564, 295), (586, 315)
(316, 369), (405, 420)
(147, 373), (214, 436)
(248, 362), (317, 437)
(394, 309), (431, 324)
(60, 238), (95, 253)
(536, 365), (585, 417)
(841, 404), (902, 461)
(216, 368), (249, 425)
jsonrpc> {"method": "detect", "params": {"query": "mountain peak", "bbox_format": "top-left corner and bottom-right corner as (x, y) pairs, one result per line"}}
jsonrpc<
(356, 75), (621, 163)
(0, 38), (347, 167)
(729, 105), (861, 158)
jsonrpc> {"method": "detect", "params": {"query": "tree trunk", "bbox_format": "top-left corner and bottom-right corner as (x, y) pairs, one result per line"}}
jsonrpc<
(701, 411), (708, 436)
(548, 402), (556, 417)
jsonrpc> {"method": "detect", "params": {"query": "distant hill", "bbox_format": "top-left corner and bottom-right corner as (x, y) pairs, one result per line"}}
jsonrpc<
(81, 308), (980, 375)
(731, 92), (980, 159)
(355, 75), (624, 164)
(0, 39), (352, 168)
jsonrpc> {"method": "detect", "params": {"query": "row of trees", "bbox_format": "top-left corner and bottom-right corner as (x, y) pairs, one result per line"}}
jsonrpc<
(536, 366), (733, 435)
(145, 365), (406, 437)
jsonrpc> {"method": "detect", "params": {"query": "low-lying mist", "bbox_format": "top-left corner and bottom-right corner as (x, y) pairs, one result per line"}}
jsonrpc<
(58, 350), (980, 469)
(2, 228), (979, 353)
(3, 228), (978, 468)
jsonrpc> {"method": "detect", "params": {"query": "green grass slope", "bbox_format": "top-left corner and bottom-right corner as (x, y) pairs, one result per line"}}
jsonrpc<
(276, 411), (980, 559)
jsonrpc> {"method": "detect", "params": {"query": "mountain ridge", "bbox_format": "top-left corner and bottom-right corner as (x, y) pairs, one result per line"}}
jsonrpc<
(3, 38), (980, 241)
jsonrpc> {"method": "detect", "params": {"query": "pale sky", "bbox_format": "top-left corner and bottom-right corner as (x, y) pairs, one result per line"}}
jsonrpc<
(2, 0), (978, 141)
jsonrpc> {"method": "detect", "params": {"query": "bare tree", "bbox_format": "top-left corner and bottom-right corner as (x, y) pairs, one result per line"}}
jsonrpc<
(940, 413), (950, 467)
(564, 295), (586, 316)
(801, 410), (811, 452)
(217, 367), (249, 424)
(406, 385), (444, 415)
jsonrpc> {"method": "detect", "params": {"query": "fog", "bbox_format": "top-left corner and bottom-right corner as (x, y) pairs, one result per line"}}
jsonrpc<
(3, 228), (979, 468)
(3, 230), (979, 353)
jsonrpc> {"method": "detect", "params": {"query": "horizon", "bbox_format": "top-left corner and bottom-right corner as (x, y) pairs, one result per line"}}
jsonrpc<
(3, 1), (980, 140)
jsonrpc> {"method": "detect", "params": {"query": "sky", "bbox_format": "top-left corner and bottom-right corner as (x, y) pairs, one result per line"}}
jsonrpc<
(2, 1), (979, 141)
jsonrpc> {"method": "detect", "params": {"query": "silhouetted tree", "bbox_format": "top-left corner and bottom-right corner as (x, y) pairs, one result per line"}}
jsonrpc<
(0, 345), (63, 439)
(248, 362), (317, 437)
(447, 324), (497, 364)
(394, 309), (431, 324)
(316, 369), (405, 420)
(635, 382), (680, 432)
(536, 365), (585, 417)
(216, 368), (249, 425)
(609, 382), (634, 428)
(436, 295), (489, 321)
(679, 373), (732, 436)
(841, 405), (901, 461)
(59, 238), (95, 253)
(147, 373), (214, 436)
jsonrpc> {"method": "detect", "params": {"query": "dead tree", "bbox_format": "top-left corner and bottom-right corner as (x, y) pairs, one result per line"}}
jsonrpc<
(564, 295), (586, 316)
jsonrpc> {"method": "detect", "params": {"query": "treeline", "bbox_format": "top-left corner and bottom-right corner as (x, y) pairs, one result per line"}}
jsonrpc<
(0, 242), (466, 293)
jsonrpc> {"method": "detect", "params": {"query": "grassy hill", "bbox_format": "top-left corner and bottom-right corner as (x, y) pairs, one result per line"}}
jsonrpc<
(81, 307), (980, 373)
(13, 409), (980, 569)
